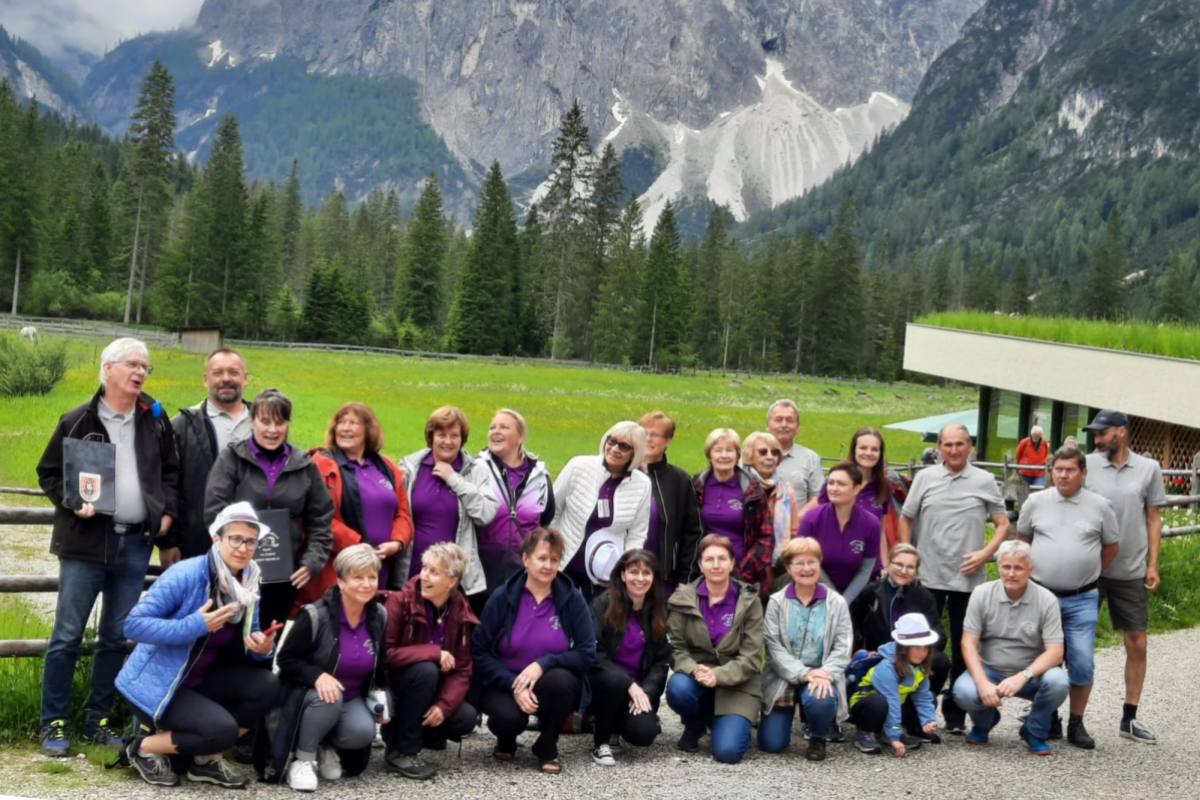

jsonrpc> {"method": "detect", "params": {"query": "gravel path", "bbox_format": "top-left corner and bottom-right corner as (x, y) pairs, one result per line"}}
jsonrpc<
(10, 621), (1200, 800)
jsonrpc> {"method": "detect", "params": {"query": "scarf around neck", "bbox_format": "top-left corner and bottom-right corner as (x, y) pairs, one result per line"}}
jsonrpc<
(207, 546), (261, 625)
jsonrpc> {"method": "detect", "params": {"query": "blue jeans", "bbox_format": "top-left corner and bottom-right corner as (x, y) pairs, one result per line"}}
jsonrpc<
(666, 673), (752, 764)
(758, 684), (839, 753)
(1059, 590), (1099, 686)
(953, 665), (1069, 739)
(42, 534), (154, 728)
(1020, 475), (1044, 487)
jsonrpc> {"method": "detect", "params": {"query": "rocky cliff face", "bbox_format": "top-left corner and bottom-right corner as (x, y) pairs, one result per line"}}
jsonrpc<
(188, 0), (980, 174)
(0, 26), (86, 119)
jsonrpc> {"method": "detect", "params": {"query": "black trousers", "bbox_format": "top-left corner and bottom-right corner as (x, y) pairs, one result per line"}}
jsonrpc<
(588, 668), (661, 748)
(384, 662), (477, 755)
(482, 667), (582, 761)
(134, 663), (279, 757)
(565, 570), (600, 604)
(930, 589), (971, 724)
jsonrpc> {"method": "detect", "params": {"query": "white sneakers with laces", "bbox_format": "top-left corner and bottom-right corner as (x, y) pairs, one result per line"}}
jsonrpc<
(592, 743), (616, 766)
(317, 747), (342, 780)
(288, 759), (318, 792)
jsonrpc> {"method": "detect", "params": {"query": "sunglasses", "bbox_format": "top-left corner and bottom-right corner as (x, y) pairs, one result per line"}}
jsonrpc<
(754, 447), (783, 458)
(605, 437), (633, 454)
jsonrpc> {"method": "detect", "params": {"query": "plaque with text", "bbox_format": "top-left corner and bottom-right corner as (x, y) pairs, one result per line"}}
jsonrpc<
(252, 509), (294, 583)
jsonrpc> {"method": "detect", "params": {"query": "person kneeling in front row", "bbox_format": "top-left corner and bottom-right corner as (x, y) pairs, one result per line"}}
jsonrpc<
(269, 545), (391, 791)
(116, 503), (280, 788)
(382, 543), (480, 780)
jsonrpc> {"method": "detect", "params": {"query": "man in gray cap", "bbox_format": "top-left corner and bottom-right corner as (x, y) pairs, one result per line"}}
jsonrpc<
(1083, 410), (1166, 744)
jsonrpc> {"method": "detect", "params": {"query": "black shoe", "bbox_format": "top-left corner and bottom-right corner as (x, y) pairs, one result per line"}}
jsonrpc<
(1119, 718), (1158, 745)
(188, 756), (249, 788)
(854, 730), (882, 754)
(805, 739), (826, 762)
(943, 718), (966, 735)
(676, 727), (703, 753)
(1067, 720), (1095, 750)
(127, 740), (181, 787)
(896, 733), (923, 751)
(424, 736), (448, 751)
(1048, 712), (1063, 740)
(385, 751), (437, 780)
(87, 717), (125, 747)
(909, 729), (942, 745)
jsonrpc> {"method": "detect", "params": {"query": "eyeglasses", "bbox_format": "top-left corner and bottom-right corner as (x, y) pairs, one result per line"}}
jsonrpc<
(754, 447), (783, 458)
(890, 562), (917, 573)
(225, 535), (259, 551)
(605, 437), (633, 454)
(117, 360), (153, 375)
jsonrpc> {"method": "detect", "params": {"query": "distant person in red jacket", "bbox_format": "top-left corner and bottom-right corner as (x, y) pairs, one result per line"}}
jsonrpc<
(1016, 427), (1049, 487)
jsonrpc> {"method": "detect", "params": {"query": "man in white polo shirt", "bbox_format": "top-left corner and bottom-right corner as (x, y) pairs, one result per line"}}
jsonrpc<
(1083, 409), (1167, 744)
(1017, 445), (1118, 749)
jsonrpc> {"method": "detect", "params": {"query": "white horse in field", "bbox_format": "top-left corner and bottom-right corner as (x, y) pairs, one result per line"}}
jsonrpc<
(19, 326), (38, 342)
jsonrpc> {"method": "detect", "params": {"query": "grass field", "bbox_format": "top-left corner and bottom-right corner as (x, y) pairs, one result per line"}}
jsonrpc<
(0, 338), (973, 495)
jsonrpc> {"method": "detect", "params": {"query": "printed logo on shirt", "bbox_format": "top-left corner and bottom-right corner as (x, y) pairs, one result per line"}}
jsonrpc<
(1073, 520), (1096, 536)
(850, 540), (865, 554)
(721, 613), (735, 628)
(377, 477), (394, 491)
(728, 498), (743, 511)
(364, 638), (376, 656)
(550, 615), (562, 631)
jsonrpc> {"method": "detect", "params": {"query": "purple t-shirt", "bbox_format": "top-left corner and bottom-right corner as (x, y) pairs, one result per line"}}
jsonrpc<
(334, 605), (376, 699)
(476, 459), (537, 566)
(348, 458), (399, 587)
(248, 438), (290, 497)
(425, 601), (448, 647)
(566, 475), (622, 573)
(613, 614), (647, 680)
(645, 493), (663, 559)
(409, 454), (463, 578)
(818, 478), (887, 521)
(184, 622), (238, 687)
(701, 473), (746, 564)
(696, 580), (739, 648)
(498, 588), (570, 673)
(798, 502), (881, 593)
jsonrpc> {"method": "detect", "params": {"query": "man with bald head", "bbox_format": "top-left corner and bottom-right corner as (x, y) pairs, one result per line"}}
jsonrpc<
(899, 423), (1010, 733)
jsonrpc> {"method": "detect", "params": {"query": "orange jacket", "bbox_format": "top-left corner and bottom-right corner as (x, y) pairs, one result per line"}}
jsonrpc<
(298, 449), (414, 607)
(1016, 437), (1049, 478)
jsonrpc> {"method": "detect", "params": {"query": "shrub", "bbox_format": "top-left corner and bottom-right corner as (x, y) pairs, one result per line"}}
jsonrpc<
(0, 335), (68, 396)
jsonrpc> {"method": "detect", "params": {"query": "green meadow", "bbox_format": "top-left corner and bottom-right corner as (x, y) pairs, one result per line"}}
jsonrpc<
(0, 339), (973, 494)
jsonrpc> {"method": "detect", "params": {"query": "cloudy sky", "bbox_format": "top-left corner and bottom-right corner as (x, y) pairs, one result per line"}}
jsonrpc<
(0, 0), (204, 60)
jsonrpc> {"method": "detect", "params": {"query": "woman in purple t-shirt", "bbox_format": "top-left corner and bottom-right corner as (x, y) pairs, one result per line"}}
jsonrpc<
(798, 461), (881, 605)
(807, 428), (892, 535)
(586, 549), (671, 765)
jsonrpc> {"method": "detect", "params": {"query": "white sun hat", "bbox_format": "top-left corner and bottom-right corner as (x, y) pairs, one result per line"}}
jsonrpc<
(891, 612), (939, 647)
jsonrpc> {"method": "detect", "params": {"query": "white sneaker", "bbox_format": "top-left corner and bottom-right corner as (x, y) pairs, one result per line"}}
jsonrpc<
(317, 747), (342, 781)
(592, 743), (615, 766)
(288, 759), (318, 792)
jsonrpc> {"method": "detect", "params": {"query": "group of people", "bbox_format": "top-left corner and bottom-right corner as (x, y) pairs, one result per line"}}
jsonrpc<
(32, 339), (1168, 788)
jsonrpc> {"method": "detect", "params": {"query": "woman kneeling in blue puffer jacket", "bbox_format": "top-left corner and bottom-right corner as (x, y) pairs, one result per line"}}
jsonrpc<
(115, 502), (281, 788)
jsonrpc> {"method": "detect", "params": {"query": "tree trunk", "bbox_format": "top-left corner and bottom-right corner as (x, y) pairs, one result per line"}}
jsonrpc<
(793, 300), (805, 374)
(221, 255), (230, 314)
(135, 226), (150, 324)
(647, 300), (658, 368)
(10, 246), (21, 316)
(123, 193), (144, 324)
(184, 261), (194, 329)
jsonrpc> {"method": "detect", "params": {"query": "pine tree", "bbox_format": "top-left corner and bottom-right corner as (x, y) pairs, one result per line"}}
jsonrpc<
(267, 283), (300, 341)
(206, 113), (248, 318)
(1082, 208), (1126, 320)
(394, 173), (447, 333)
(281, 159), (303, 282)
(573, 143), (623, 356)
(3, 98), (43, 313)
(691, 207), (732, 366)
(810, 198), (864, 375)
(964, 251), (999, 311)
(592, 196), (646, 364)
(928, 247), (953, 312)
(517, 205), (550, 356)
(444, 162), (518, 354)
(634, 201), (687, 367)
(1156, 251), (1196, 323)
(1003, 258), (1032, 314)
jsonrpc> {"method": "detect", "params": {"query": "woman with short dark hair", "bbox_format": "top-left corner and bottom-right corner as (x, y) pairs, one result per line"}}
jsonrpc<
(797, 461), (880, 604)
(665, 534), (763, 764)
(587, 549), (671, 765)
(471, 528), (596, 773)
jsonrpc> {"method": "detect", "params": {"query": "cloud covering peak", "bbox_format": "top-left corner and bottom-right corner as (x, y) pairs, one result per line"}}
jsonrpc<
(0, 0), (204, 61)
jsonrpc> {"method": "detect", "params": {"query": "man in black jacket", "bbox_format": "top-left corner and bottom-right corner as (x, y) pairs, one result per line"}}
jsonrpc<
(165, 348), (251, 563)
(639, 412), (703, 587)
(35, 338), (179, 758)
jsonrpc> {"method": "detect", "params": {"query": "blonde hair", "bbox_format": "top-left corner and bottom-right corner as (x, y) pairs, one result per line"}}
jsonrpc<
(741, 431), (783, 465)
(704, 428), (742, 462)
(492, 409), (528, 459)
(335, 544), (382, 579)
(779, 536), (823, 565)
(422, 543), (468, 584)
(598, 421), (647, 471)
(888, 543), (921, 565)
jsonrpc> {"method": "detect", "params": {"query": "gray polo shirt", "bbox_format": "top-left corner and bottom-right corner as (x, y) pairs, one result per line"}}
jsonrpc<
(776, 443), (823, 501)
(1085, 452), (1167, 581)
(901, 463), (1006, 593)
(206, 401), (251, 453)
(1017, 486), (1119, 592)
(964, 578), (1064, 676)
(98, 398), (147, 525)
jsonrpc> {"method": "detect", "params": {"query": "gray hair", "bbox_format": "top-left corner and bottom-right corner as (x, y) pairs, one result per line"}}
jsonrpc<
(1030, 425), (1044, 437)
(996, 539), (1032, 564)
(335, 543), (382, 579)
(99, 338), (149, 386)
(767, 399), (800, 424)
(599, 421), (648, 471)
(422, 543), (468, 582)
(937, 423), (971, 445)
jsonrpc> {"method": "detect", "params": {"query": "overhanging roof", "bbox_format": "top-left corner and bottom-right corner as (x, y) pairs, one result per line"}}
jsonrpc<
(904, 324), (1200, 428)
(883, 408), (977, 443)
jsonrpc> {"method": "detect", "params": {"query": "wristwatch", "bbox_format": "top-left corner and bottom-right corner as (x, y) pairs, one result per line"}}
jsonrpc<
(1022, 668), (1035, 681)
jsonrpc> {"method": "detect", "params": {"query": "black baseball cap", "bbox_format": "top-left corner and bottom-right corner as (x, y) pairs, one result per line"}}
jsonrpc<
(1083, 409), (1130, 431)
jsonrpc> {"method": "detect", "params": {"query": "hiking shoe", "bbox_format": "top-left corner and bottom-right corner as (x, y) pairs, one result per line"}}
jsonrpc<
(1019, 724), (1053, 756)
(40, 720), (70, 758)
(384, 751), (437, 780)
(287, 759), (318, 792)
(805, 738), (826, 762)
(1048, 711), (1063, 740)
(188, 756), (249, 788)
(87, 718), (124, 747)
(128, 740), (181, 787)
(896, 733), (923, 751)
(1120, 718), (1158, 745)
(317, 747), (342, 780)
(591, 743), (616, 766)
(675, 727), (703, 752)
(943, 719), (966, 735)
(854, 730), (882, 754)
(910, 729), (942, 745)
(1067, 719), (1095, 750)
